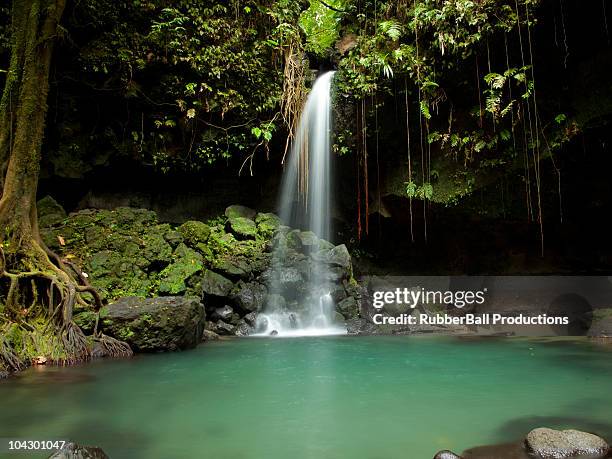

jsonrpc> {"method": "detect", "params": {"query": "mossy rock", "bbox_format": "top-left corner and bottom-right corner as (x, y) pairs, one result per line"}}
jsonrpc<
(227, 217), (257, 239)
(37, 195), (66, 228)
(200, 269), (234, 297)
(158, 244), (204, 294)
(337, 296), (359, 319)
(101, 296), (205, 351)
(142, 233), (173, 264)
(225, 204), (256, 220)
(255, 212), (281, 238)
(159, 259), (203, 295)
(179, 220), (211, 246)
(164, 230), (184, 248)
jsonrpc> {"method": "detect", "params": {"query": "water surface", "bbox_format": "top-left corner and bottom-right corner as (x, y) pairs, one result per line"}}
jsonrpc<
(1, 336), (612, 459)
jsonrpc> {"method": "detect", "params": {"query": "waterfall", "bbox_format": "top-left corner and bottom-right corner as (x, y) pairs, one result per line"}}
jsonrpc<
(256, 71), (346, 337)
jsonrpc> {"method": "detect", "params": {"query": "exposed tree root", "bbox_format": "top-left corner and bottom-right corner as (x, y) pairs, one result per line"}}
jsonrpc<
(0, 239), (133, 369)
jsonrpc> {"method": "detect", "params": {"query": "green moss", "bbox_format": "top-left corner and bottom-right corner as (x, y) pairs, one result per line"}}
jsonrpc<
(227, 217), (257, 239)
(179, 221), (211, 246)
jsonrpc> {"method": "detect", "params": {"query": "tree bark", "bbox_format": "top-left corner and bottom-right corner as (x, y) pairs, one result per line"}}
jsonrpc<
(0, 0), (65, 237)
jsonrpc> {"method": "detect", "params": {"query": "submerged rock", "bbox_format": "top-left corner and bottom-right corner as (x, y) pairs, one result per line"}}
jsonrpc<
(101, 296), (205, 351)
(48, 442), (109, 459)
(525, 428), (610, 458)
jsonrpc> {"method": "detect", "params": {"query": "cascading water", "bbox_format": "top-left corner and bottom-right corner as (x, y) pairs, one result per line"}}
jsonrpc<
(255, 71), (346, 337)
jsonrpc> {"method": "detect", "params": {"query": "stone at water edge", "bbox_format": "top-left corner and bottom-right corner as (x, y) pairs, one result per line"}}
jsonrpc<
(525, 428), (610, 458)
(433, 451), (462, 459)
(101, 296), (205, 352)
(48, 442), (109, 459)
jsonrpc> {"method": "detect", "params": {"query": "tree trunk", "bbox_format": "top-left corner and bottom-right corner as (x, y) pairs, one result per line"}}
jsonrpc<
(0, 0), (132, 370)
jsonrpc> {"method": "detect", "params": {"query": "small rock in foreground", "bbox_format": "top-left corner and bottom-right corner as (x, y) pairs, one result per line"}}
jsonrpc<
(48, 442), (109, 459)
(525, 427), (610, 459)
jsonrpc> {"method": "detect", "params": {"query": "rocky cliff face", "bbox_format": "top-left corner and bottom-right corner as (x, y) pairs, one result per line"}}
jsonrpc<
(39, 198), (362, 345)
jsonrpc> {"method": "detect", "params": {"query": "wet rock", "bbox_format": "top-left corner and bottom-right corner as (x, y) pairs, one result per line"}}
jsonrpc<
(279, 267), (303, 287)
(346, 318), (379, 335)
(37, 196), (67, 228)
(235, 320), (252, 336)
(227, 217), (258, 239)
(255, 212), (281, 238)
(231, 281), (267, 312)
(215, 320), (236, 336)
(202, 329), (221, 341)
(212, 305), (235, 322)
(525, 428), (610, 459)
(327, 244), (351, 268)
(179, 220), (211, 246)
(200, 270), (234, 297)
(101, 296), (205, 351)
(225, 204), (256, 220)
(337, 296), (359, 319)
(243, 312), (258, 327)
(48, 442), (109, 459)
(287, 230), (318, 250)
(269, 330), (279, 336)
(433, 451), (462, 459)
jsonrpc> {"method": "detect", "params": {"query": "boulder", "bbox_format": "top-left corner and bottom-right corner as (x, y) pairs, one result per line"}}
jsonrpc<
(235, 320), (252, 336)
(37, 196), (67, 228)
(525, 428), (610, 459)
(433, 451), (462, 459)
(225, 204), (256, 220)
(101, 296), (205, 351)
(179, 220), (211, 246)
(200, 270), (234, 297)
(231, 281), (267, 312)
(215, 320), (236, 336)
(337, 296), (359, 319)
(243, 312), (258, 327)
(202, 329), (221, 341)
(327, 244), (351, 268)
(287, 230), (318, 250)
(48, 442), (109, 459)
(212, 305), (235, 322)
(227, 217), (258, 239)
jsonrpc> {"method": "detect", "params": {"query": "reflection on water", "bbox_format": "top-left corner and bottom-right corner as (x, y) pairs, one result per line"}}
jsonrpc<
(1, 336), (611, 459)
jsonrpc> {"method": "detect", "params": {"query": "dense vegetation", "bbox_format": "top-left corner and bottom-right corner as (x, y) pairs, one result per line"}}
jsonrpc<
(1, 0), (611, 371)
